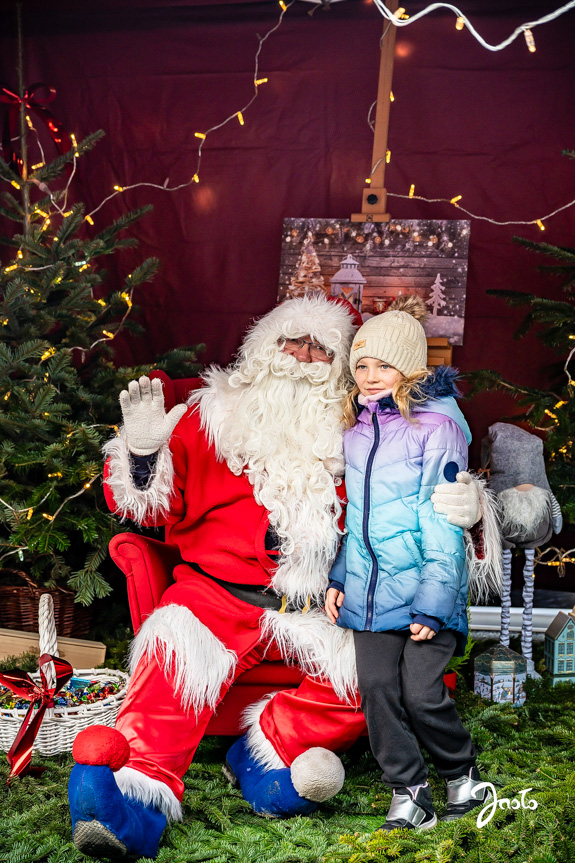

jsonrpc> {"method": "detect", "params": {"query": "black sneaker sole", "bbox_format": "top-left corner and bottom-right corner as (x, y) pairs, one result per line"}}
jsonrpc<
(73, 820), (129, 859)
(441, 794), (491, 822)
(380, 813), (438, 832)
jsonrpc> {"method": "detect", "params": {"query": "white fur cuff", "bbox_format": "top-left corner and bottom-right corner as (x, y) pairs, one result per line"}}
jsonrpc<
(115, 766), (182, 822)
(242, 694), (286, 770)
(103, 430), (174, 525)
(128, 604), (237, 715)
(261, 609), (358, 704)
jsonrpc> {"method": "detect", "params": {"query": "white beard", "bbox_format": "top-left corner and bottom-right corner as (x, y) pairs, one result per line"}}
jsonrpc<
(498, 486), (552, 541)
(190, 351), (348, 606)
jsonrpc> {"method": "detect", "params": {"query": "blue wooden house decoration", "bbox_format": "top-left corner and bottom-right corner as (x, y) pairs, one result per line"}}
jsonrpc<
(544, 607), (575, 685)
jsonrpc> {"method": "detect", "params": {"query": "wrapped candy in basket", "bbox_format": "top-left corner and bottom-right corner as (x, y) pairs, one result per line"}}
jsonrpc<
(0, 594), (128, 758)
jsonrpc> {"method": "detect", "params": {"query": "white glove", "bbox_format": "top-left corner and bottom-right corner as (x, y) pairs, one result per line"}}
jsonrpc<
(431, 470), (481, 529)
(119, 376), (187, 456)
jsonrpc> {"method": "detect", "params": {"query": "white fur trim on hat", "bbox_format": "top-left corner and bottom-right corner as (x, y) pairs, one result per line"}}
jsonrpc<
(242, 293), (358, 360)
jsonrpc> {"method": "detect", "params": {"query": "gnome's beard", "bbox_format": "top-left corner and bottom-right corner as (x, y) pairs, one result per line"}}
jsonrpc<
(196, 351), (347, 605)
(498, 486), (551, 543)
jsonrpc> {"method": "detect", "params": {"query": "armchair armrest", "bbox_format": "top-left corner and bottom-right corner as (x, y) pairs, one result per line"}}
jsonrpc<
(109, 533), (183, 632)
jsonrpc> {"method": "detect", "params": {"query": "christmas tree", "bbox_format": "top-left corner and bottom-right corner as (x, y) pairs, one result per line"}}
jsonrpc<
(468, 151), (575, 523)
(0, 103), (201, 604)
(426, 273), (447, 315)
(287, 231), (326, 298)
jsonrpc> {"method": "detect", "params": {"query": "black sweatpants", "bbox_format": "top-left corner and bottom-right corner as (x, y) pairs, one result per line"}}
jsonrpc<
(354, 629), (476, 789)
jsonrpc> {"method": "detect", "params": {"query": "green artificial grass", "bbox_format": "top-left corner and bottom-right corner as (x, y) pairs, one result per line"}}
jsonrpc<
(1, 641), (574, 863)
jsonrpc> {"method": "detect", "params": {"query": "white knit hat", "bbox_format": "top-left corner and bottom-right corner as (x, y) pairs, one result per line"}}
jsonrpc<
(349, 295), (428, 377)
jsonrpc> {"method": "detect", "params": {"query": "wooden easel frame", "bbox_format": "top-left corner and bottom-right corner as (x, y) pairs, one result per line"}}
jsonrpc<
(351, 0), (399, 223)
(349, 3), (455, 367)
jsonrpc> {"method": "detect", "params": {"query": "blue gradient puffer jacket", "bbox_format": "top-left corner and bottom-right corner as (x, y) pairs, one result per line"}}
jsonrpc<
(329, 367), (470, 654)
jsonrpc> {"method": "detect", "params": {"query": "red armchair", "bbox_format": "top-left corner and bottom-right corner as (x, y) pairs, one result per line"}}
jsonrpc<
(108, 372), (304, 735)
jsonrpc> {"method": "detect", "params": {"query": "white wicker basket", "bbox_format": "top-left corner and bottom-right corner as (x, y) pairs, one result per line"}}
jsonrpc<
(0, 595), (129, 756)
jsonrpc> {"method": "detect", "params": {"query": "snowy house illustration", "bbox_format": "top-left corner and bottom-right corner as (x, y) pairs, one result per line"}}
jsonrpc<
(330, 254), (366, 311)
(544, 608), (575, 684)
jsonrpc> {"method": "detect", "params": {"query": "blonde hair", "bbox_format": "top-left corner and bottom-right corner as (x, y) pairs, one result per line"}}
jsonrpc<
(343, 367), (430, 429)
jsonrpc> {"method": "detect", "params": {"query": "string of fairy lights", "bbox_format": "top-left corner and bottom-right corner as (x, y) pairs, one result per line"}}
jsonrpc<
(99, 0), (575, 232)
(534, 546), (575, 577)
(365, 4), (575, 230)
(372, 0), (575, 52)
(3, 0), (575, 244)
(2, 0), (575, 548)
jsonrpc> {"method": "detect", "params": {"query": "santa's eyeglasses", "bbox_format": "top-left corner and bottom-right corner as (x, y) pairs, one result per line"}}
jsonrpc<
(278, 337), (335, 363)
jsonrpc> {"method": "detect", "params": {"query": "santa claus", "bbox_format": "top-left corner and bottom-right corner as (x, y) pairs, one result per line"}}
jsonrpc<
(68, 294), (496, 859)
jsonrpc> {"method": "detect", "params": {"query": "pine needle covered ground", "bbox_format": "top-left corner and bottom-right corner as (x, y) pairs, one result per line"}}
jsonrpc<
(1, 642), (574, 863)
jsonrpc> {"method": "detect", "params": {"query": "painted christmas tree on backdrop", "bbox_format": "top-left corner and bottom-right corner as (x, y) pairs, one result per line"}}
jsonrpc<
(287, 231), (326, 298)
(0, 81), (201, 603)
(426, 273), (447, 315)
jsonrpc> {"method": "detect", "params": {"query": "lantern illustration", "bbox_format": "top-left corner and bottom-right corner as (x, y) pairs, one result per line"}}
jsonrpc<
(329, 254), (366, 312)
(474, 643), (527, 706)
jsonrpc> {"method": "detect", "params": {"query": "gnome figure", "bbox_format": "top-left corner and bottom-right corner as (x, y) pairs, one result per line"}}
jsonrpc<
(482, 423), (563, 677)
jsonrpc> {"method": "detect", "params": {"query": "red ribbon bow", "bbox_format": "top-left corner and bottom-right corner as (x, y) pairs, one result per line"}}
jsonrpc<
(0, 82), (72, 174)
(0, 653), (73, 782)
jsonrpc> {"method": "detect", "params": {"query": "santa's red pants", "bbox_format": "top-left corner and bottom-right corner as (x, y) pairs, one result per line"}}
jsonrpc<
(116, 570), (364, 802)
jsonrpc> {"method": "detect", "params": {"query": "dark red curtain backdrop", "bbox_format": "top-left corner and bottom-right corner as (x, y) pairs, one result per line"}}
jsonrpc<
(1, 0), (575, 466)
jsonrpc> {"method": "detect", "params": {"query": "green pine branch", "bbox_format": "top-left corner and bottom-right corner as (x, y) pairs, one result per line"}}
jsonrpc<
(27, 129), (106, 184)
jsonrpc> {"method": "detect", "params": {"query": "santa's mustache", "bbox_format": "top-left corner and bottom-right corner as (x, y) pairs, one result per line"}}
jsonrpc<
(266, 349), (334, 384)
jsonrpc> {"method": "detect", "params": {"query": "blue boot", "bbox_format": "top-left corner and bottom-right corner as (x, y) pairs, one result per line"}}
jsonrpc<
(224, 734), (318, 818)
(68, 763), (167, 859)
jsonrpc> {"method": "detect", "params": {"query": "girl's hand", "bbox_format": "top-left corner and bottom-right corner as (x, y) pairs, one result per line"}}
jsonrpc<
(410, 623), (437, 641)
(325, 588), (344, 624)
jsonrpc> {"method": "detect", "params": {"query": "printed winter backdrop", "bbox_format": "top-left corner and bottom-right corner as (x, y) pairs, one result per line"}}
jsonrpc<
(278, 218), (470, 345)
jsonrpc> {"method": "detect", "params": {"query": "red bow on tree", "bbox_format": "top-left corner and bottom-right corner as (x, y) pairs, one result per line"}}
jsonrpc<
(0, 82), (72, 174)
(0, 653), (73, 782)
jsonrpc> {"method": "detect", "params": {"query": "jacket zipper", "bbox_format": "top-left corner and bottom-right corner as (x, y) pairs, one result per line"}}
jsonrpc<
(364, 411), (380, 630)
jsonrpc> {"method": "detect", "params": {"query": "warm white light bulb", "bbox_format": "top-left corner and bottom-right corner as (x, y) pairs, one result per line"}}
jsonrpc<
(524, 29), (536, 52)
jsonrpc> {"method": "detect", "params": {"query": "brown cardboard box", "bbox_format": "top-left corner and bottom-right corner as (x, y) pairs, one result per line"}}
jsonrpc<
(0, 627), (106, 669)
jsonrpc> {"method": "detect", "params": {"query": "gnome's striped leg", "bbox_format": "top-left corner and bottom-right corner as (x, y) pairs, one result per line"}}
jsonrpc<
(499, 549), (513, 647)
(521, 548), (536, 662)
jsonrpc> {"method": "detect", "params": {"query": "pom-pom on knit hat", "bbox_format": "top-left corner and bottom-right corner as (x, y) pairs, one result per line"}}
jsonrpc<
(349, 294), (429, 377)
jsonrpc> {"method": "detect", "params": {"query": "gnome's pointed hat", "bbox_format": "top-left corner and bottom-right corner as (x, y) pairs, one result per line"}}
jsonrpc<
(481, 422), (551, 494)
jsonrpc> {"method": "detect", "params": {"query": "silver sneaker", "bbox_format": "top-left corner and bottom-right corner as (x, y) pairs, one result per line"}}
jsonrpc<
(441, 766), (491, 821)
(379, 784), (437, 832)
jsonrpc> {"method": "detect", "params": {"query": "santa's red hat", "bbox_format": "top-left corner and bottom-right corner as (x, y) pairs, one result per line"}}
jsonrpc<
(325, 295), (363, 330)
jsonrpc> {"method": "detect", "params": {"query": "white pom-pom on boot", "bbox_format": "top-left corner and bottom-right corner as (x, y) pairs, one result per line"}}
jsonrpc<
(290, 747), (345, 802)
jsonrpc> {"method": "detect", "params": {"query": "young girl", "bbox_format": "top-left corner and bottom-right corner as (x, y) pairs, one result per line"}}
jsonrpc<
(326, 296), (488, 831)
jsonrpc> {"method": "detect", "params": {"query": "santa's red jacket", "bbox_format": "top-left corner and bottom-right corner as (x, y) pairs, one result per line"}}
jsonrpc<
(104, 406), (346, 588)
